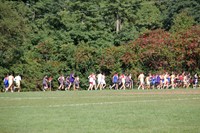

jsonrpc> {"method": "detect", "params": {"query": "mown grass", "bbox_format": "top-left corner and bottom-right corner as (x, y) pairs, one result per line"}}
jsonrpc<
(0, 89), (200, 133)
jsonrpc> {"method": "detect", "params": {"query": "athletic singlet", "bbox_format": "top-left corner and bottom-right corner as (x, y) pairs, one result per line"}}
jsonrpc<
(113, 75), (118, 83)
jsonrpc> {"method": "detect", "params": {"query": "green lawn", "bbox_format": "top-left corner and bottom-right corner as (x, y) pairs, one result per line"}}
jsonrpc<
(0, 89), (200, 133)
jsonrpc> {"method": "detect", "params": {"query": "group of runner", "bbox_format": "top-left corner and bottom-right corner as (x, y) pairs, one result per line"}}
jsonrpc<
(42, 72), (133, 91)
(137, 72), (199, 90)
(87, 71), (199, 91)
(2, 71), (199, 92)
(88, 72), (107, 90)
(3, 73), (22, 92)
(88, 72), (133, 91)
(42, 72), (80, 91)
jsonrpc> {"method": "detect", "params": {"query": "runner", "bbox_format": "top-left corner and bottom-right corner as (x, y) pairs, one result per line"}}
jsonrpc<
(145, 74), (151, 90)
(74, 76), (80, 90)
(93, 74), (97, 90)
(68, 72), (75, 90)
(193, 73), (198, 89)
(155, 74), (161, 89)
(138, 72), (145, 90)
(65, 76), (70, 90)
(119, 73), (126, 90)
(101, 73), (106, 89)
(163, 72), (169, 89)
(160, 74), (164, 89)
(125, 74), (131, 89)
(151, 74), (156, 89)
(186, 73), (191, 88)
(3, 74), (9, 92)
(110, 73), (118, 90)
(6, 73), (14, 92)
(88, 73), (95, 91)
(96, 72), (103, 90)
(179, 73), (184, 87)
(48, 76), (53, 91)
(128, 74), (133, 89)
(14, 74), (22, 92)
(183, 74), (188, 88)
(42, 75), (48, 91)
(171, 72), (176, 89)
(58, 74), (64, 90)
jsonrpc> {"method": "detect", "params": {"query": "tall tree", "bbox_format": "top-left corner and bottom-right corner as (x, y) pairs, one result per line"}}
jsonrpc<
(135, 2), (163, 32)
(170, 10), (195, 33)
(0, 1), (30, 68)
(158, 0), (200, 30)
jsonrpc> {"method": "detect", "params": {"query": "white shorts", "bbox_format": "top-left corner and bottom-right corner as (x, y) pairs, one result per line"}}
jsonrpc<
(8, 80), (13, 86)
(93, 81), (96, 85)
(101, 80), (106, 84)
(98, 79), (101, 84)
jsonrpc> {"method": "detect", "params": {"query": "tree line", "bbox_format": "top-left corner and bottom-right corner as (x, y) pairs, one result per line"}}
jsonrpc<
(0, 0), (200, 91)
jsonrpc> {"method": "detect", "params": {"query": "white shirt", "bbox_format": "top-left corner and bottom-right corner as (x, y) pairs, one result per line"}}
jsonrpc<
(14, 75), (21, 82)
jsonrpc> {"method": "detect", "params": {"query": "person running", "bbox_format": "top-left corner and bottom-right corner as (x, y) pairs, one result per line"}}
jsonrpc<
(151, 75), (156, 89)
(138, 72), (145, 90)
(14, 74), (22, 92)
(179, 73), (184, 87)
(183, 74), (188, 88)
(101, 73), (106, 89)
(120, 73), (126, 90)
(163, 72), (169, 89)
(156, 74), (161, 89)
(58, 74), (64, 90)
(128, 74), (133, 89)
(68, 72), (75, 90)
(65, 76), (70, 90)
(6, 73), (14, 92)
(96, 72), (103, 90)
(125, 74), (132, 89)
(174, 74), (179, 88)
(186, 73), (191, 88)
(88, 73), (95, 91)
(93, 74), (97, 90)
(3, 74), (9, 92)
(160, 74), (165, 89)
(48, 76), (53, 91)
(183, 73), (191, 88)
(74, 76), (80, 90)
(193, 73), (198, 89)
(42, 75), (48, 91)
(145, 74), (151, 90)
(171, 72), (176, 89)
(110, 73), (119, 90)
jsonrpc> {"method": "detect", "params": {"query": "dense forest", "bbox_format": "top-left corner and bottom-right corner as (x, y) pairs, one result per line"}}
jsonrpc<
(0, 0), (200, 91)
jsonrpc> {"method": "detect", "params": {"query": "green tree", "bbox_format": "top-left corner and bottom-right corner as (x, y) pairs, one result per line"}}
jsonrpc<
(159, 0), (200, 30)
(135, 2), (163, 32)
(170, 10), (195, 33)
(0, 1), (30, 68)
(101, 0), (141, 45)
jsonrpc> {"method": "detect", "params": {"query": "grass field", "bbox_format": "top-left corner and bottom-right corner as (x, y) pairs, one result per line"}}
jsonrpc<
(0, 89), (200, 133)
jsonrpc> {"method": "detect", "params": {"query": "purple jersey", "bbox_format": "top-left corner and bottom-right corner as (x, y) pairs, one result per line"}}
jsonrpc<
(70, 74), (75, 83)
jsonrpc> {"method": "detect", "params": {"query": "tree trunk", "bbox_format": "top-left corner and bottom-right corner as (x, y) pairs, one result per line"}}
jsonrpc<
(116, 13), (121, 34)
